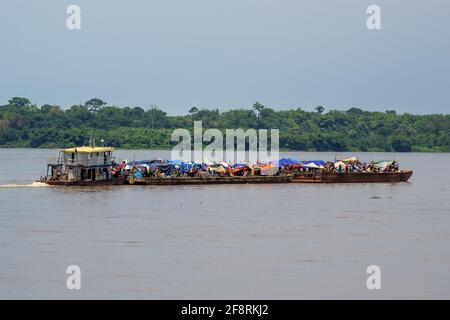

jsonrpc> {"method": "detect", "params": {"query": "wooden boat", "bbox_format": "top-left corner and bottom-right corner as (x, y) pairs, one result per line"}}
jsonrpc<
(293, 170), (413, 183)
(127, 175), (294, 185)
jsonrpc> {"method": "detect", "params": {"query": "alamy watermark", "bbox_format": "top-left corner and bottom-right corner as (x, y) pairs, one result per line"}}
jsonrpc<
(66, 265), (81, 290)
(367, 5), (381, 30)
(66, 5), (81, 30)
(366, 265), (381, 290)
(170, 121), (279, 164)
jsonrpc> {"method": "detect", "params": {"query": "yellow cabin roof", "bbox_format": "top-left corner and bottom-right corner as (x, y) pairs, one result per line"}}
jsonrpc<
(62, 146), (114, 153)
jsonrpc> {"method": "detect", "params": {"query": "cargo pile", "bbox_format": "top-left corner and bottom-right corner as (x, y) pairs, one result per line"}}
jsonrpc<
(113, 157), (401, 179)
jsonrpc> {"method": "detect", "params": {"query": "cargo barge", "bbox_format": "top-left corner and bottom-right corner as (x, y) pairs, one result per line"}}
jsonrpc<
(293, 170), (413, 183)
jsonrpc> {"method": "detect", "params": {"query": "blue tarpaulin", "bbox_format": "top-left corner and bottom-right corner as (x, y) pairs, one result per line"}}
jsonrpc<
(276, 158), (300, 167)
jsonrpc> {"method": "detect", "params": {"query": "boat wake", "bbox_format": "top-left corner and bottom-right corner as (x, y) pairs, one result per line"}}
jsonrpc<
(0, 182), (49, 188)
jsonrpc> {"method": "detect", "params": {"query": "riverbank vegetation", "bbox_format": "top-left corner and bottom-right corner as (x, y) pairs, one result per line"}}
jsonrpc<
(1, 97), (449, 152)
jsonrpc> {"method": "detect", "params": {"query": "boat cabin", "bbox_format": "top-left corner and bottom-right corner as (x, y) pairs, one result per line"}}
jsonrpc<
(47, 146), (115, 182)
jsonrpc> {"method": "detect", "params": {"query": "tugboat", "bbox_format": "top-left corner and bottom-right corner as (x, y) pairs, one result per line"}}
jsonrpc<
(38, 146), (126, 186)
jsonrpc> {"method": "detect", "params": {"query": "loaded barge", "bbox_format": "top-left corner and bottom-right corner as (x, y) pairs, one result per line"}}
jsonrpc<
(38, 146), (413, 186)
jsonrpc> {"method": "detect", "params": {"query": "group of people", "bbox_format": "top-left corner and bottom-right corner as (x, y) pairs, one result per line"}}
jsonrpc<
(323, 160), (399, 173)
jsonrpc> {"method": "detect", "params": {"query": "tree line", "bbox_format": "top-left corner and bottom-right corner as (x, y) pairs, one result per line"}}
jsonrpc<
(1, 97), (449, 152)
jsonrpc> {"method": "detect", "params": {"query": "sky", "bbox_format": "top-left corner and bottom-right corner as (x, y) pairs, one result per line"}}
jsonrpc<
(0, 0), (449, 114)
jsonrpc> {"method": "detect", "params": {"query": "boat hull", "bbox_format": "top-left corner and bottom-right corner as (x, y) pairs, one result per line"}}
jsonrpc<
(127, 175), (294, 185)
(37, 171), (413, 186)
(37, 177), (127, 186)
(293, 170), (413, 183)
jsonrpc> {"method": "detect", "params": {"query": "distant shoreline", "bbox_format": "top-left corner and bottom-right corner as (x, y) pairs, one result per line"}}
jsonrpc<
(2, 98), (450, 152)
(1, 146), (449, 153)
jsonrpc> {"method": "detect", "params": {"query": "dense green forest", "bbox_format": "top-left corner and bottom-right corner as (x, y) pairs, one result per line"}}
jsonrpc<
(1, 97), (449, 152)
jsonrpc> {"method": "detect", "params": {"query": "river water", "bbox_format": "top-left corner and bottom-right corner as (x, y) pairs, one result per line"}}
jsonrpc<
(0, 149), (449, 299)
